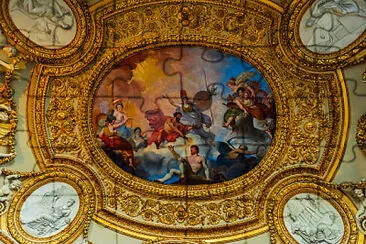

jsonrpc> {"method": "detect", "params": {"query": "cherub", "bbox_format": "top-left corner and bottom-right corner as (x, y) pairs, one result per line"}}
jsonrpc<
(226, 72), (256, 97)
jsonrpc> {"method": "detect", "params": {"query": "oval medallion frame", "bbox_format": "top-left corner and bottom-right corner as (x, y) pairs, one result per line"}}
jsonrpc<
(0, 0), (91, 62)
(281, 0), (366, 69)
(7, 170), (94, 244)
(267, 176), (363, 244)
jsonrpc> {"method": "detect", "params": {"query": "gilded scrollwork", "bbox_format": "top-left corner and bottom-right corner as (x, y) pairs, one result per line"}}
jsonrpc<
(46, 78), (81, 154)
(356, 114), (366, 153)
(6, 166), (96, 244)
(0, 36), (28, 164)
(17, 0), (355, 242)
(286, 81), (327, 165)
(116, 192), (255, 226)
(109, 2), (272, 48)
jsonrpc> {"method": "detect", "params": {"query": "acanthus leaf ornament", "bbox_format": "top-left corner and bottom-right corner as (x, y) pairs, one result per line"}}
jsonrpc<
(21, 0), (354, 242)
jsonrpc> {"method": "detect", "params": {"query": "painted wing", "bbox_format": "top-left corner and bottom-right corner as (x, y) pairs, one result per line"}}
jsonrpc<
(235, 71), (256, 84)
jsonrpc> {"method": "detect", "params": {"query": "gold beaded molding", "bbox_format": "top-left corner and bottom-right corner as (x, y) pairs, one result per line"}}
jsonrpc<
(356, 114), (366, 154)
(0, 0), (361, 242)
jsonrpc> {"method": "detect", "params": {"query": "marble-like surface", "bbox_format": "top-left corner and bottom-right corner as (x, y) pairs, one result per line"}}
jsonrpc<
(334, 63), (366, 183)
(283, 193), (344, 244)
(8, 0), (77, 49)
(300, 0), (366, 53)
(20, 182), (79, 238)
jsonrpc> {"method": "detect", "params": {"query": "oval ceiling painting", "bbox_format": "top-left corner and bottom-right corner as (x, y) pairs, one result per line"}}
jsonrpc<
(93, 47), (276, 185)
(8, 0), (76, 49)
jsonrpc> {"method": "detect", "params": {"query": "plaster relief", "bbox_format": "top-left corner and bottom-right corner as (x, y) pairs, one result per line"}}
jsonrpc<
(300, 0), (366, 53)
(8, 0), (76, 49)
(283, 193), (344, 244)
(20, 182), (79, 238)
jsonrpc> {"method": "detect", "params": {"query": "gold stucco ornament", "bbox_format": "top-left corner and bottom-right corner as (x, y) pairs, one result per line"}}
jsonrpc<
(0, 0), (364, 243)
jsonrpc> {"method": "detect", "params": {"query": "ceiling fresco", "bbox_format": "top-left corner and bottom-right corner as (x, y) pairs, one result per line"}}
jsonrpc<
(93, 47), (275, 185)
(0, 0), (364, 243)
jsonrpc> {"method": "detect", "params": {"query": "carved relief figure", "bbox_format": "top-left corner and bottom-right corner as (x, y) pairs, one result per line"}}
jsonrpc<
(22, 199), (75, 236)
(0, 103), (13, 144)
(0, 46), (19, 72)
(20, 183), (79, 237)
(0, 30), (26, 73)
(9, 0), (76, 48)
(303, 0), (366, 53)
(284, 193), (344, 244)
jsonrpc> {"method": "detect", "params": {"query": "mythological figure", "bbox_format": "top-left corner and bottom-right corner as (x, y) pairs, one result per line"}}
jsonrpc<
(305, 0), (366, 52)
(112, 100), (132, 139)
(10, 0), (75, 47)
(165, 90), (214, 143)
(98, 115), (135, 169)
(148, 112), (192, 149)
(157, 145), (210, 184)
(22, 199), (76, 236)
(284, 194), (343, 244)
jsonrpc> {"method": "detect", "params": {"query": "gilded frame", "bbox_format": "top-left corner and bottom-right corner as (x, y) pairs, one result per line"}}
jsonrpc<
(0, 0), (92, 64)
(267, 175), (363, 243)
(0, 62), (18, 165)
(356, 114), (366, 154)
(6, 168), (95, 244)
(0, 0), (358, 242)
(0, 230), (16, 244)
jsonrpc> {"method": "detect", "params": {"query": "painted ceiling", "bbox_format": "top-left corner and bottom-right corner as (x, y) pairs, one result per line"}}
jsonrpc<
(0, 0), (365, 243)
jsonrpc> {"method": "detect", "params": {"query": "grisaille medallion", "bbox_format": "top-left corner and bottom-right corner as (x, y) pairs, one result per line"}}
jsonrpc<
(20, 182), (79, 238)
